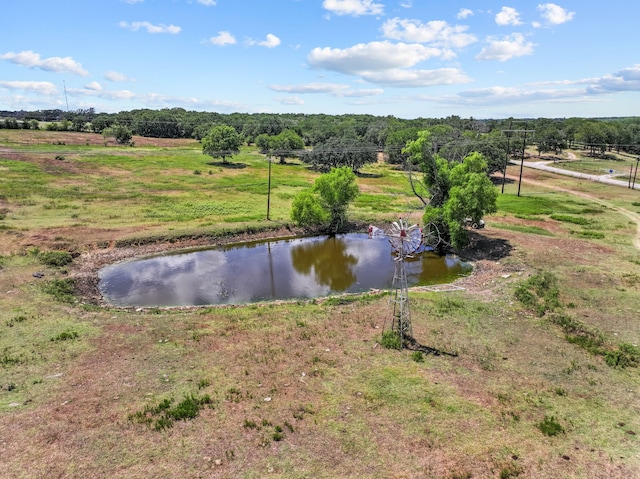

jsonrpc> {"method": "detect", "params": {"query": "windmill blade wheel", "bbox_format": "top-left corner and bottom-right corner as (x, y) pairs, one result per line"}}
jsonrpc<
(422, 222), (443, 249)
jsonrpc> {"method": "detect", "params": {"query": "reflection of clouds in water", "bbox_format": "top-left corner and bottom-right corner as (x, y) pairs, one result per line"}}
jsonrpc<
(99, 233), (469, 307)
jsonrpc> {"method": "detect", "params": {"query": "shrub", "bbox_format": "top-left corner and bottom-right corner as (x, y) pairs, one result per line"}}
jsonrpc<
(38, 250), (73, 267)
(412, 351), (425, 362)
(380, 330), (402, 350)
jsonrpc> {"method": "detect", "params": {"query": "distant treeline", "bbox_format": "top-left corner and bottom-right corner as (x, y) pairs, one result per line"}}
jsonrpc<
(2, 108), (640, 159)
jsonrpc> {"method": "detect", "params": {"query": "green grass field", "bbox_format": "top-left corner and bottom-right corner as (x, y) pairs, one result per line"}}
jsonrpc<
(1, 130), (639, 479)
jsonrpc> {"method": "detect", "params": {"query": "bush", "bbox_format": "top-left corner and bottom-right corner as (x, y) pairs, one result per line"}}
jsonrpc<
(38, 250), (73, 267)
(380, 330), (402, 350)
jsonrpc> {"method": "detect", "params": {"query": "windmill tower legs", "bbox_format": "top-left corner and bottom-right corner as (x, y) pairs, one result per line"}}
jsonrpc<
(389, 255), (413, 347)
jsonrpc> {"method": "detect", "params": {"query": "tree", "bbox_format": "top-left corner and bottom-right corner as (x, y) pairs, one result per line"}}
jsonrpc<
(291, 166), (360, 234)
(301, 137), (377, 173)
(405, 133), (497, 250)
(102, 124), (133, 145)
(271, 129), (304, 164)
(202, 125), (243, 164)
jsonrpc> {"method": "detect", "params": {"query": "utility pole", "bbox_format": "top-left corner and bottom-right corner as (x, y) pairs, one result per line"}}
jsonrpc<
(501, 119), (513, 194)
(266, 154), (272, 220)
(633, 157), (639, 190)
(63, 80), (69, 112)
(501, 124), (535, 197)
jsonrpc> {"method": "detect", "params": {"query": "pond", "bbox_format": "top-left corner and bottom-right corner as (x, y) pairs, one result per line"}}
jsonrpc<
(98, 233), (472, 307)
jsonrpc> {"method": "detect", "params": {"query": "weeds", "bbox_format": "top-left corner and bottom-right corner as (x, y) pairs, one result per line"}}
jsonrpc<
(6, 315), (27, 327)
(51, 330), (79, 342)
(514, 271), (560, 316)
(550, 214), (590, 225)
(537, 416), (564, 436)
(411, 351), (424, 362)
(380, 330), (401, 350)
(129, 393), (213, 431)
(42, 278), (75, 303)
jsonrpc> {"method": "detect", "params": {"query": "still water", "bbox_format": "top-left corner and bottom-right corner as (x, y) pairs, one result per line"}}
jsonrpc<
(98, 233), (471, 307)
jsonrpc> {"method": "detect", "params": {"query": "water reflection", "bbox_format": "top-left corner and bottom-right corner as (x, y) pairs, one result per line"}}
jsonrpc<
(291, 236), (357, 290)
(98, 233), (471, 307)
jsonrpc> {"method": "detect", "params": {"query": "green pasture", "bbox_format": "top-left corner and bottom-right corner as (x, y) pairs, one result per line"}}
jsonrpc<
(1, 131), (639, 478)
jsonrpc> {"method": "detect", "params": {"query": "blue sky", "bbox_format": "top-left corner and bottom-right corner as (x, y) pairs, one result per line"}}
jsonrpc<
(1, 0), (639, 119)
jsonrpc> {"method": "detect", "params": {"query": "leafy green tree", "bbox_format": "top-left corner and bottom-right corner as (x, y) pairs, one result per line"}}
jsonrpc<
(301, 137), (377, 173)
(405, 134), (497, 250)
(291, 166), (359, 233)
(384, 127), (421, 165)
(202, 125), (243, 164)
(290, 191), (329, 229)
(271, 129), (304, 164)
(102, 124), (133, 144)
(536, 124), (566, 156)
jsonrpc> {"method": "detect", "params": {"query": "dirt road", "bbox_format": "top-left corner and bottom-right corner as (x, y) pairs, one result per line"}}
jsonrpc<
(506, 173), (640, 251)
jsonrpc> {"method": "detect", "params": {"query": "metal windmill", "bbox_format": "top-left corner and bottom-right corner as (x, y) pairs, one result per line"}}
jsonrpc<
(369, 218), (423, 347)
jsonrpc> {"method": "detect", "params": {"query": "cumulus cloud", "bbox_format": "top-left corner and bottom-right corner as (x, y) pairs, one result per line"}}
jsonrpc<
(119, 21), (181, 34)
(208, 31), (236, 46)
(85, 81), (102, 91)
(197, 0), (216, 5)
(476, 33), (535, 61)
(587, 64), (640, 93)
(381, 18), (477, 48)
(457, 8), (473, 19)
(104, 71), (134, 82)
(0, 80), (58, 96)
(537, 3), (575, 25)
(249, 33), (280, 48)
(308, 41), (472, 88)
(322, 0), (384, 17)
(495, 7), (523, 26)
(308, 41), (445, 74)
(0, 50), (88, 76)
(359, 68), (471, 88)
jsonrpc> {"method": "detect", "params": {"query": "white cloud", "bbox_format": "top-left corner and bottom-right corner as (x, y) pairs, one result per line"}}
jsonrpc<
(358, 68), (471, 87)
(308, 41), (444, 74)
(381, 18), (477, 48)
(537, 3), (575, 25)
(274, 96), (305, 106)
(85, 81), (102, 91)
(495, 7), (522, 26)
(104, 71), (134, 82)
(0, 50), (88, 76)
(208, 31), (236, 46)
(400, 1), (412, 8)
(430, 65), (640, 109)
(457, 8), (473, 20)
(0, 80), (58, 96)
(476, 33), (535, 61)
(119, 21), (181, 34)
(258, 34), (281, 48)
(322, 0), (384, 17)
(197, 0), (216, 5)
(122, 0), (143, 3)
(308, 41), (472, 88)
(270, 82), (383, 97)
(587, 65), (640, 93)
